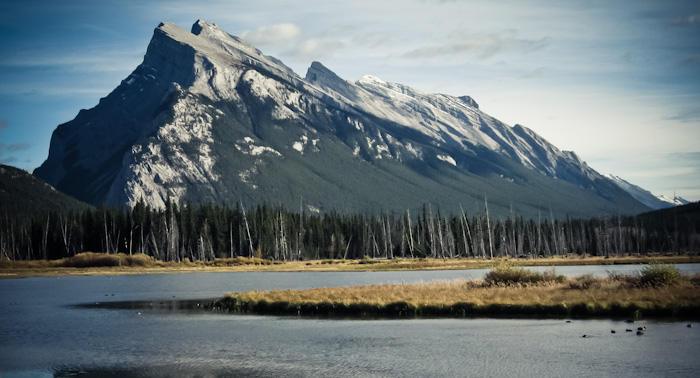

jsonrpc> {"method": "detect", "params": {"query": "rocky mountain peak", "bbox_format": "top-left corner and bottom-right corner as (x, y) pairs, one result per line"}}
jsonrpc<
(190, 19), (219, 35)
(33, 21), (649, 218)
(458, 95), (479, 109)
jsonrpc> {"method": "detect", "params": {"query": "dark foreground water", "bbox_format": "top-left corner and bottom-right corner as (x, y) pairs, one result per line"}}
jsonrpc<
(1, 264), (699, 377)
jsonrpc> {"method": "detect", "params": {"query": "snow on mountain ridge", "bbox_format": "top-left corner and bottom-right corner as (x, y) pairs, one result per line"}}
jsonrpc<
(656, 195), (690, 207)
(604, 174), (689, 210)
(348, 71), (599, 182)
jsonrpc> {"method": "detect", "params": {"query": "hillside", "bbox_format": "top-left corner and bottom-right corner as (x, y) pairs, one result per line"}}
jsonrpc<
(0, 165), (90, 220)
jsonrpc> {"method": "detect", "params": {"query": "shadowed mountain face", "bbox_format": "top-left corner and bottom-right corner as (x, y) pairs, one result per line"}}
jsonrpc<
(34, 20), (648, 218)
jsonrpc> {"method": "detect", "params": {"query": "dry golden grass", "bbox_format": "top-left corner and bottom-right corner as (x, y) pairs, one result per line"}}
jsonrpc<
(219, 273), (700, 318)
(0, 253), (285, 278)
(227, 277), (700, 308)
(1, 253), (699, 279)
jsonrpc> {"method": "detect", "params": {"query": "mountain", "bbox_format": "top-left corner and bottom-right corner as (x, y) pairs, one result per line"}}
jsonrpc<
(34, 20), (649, 219)
(0, 165), (90, 220)
(605, 174), (689, 210)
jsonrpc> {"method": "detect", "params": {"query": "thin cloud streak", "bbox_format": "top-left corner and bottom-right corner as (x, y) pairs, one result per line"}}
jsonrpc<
(1, 48), (144, 73)
(402, 33), (547, 59)
(671, 13), (700, 25)
(0, 157), (17, 164)
(6, 143), (30, 152)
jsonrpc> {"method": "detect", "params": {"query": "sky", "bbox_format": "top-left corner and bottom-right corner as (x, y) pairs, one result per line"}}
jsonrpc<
(1, 0), (699, 201)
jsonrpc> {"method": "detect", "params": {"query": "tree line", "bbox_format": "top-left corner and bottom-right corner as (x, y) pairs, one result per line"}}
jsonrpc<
(1, 199), (698, 262)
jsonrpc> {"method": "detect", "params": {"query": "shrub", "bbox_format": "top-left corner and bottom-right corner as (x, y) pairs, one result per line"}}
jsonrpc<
(126, 253), (154, 267)
(484, 265), (564, 286)
(61, 252), (122, 267)
(639, 263), (681, 287)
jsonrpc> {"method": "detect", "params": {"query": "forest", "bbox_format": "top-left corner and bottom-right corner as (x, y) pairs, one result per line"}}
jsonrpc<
(1, 199), (698, 262)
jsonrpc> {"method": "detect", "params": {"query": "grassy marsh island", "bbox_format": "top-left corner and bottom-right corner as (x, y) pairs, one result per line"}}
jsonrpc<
(2, 252), (700, 278)
(213, 264), (700, 319)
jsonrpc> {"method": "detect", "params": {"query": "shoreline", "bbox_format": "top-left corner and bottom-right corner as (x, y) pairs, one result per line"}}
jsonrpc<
(209, 297), (700, 320)
(1, 254), (699, 279)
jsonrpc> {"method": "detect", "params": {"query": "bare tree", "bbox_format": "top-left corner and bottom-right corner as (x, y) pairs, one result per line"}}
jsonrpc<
(484, 197), (493, 259)
(240, 202), (254, 258)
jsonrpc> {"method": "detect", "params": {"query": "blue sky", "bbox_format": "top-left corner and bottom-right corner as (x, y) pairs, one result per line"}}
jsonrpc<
(1, 0), (699, 201)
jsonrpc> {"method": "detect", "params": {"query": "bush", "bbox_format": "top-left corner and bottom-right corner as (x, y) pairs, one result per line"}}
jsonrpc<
(126, 253), (154, 267)
(61, 252), (122, 267)
(639, 263), (681, 287)
(59, 252), (157, 268)
(484, 265), (564, 286)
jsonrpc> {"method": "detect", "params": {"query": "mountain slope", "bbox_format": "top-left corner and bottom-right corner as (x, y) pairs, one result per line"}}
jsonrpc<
(0, 165), (90, 220)
(605, 174), (689, 210)
(34, 20), (648, 219)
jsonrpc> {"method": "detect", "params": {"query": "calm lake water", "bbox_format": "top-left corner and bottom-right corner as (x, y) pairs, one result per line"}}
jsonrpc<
(1, 264), (699, 377)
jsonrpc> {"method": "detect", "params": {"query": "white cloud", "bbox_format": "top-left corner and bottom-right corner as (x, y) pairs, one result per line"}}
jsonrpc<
(241, 23), (301, 46)
(290, 39), (344, 61)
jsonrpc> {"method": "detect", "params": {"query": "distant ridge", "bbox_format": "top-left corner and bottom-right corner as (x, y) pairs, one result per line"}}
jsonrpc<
(605, 174), (690, 210)
(0, 165), (90, 220)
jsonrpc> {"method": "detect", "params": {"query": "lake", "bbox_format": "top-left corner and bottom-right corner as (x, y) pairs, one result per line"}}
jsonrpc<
(1, 264), (699, 377)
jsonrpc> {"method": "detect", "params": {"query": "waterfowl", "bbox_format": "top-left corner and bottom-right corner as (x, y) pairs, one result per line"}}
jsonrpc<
(688, 324), (693, 328)
(582, 334), (589, 338)
(636, 330), (644, 335)
(626, 329), (633, 332)
(611, 330), (616, 334)
(637, 326), (646, 331)
(625, 318), (635, 323)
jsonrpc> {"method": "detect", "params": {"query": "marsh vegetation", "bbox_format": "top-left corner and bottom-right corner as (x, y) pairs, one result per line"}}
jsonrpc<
(213, 264), (700, 319)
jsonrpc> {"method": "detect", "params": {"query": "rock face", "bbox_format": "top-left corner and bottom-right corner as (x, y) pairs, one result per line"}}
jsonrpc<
(35, 20), (648, 218)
